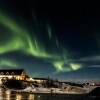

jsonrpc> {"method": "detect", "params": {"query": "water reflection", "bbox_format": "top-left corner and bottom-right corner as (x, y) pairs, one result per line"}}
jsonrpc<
(28, 94), (34, 100)
(0, 87), (98, 100)
(0, 88), (3, 100)
(6, 90), (11, 100)
(0, 88), (35, 100)
(16, 93), (22, 100)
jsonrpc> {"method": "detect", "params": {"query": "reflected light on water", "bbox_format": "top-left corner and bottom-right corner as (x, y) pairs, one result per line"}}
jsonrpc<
(16, 94), (22, 100)
(0, 88), (3, 99)
(6, 90), (11, 100)
(29, 94), (34, 100)
(0, 88), (2, 94)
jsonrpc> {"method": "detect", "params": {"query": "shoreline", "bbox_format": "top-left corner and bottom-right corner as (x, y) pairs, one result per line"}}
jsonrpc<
(10, 90), (88, 95)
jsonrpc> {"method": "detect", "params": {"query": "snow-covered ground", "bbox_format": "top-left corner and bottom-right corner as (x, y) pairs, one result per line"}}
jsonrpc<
(4, 82), (99, 94)
(7, 85), (92, 94)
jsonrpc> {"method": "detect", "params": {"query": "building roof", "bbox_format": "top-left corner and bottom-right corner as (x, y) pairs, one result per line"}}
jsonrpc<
(0, 69), (25, 75)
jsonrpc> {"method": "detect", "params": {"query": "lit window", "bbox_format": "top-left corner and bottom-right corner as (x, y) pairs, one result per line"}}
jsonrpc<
(8, 76), (12, 79)
(16, 76), (20, 80)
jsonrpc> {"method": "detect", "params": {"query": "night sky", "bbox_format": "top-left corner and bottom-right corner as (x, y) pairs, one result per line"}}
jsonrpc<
(0, 0), (100, 81)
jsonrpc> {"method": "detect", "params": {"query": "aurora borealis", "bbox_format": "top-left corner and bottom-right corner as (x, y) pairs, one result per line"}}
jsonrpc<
(0, 0), (100, 81)
(0, 11), (82, 74)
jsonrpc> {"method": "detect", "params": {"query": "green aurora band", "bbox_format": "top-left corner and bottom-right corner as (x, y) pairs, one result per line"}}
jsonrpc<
(0, 13), (51, 58)
(0, 59), (18, 68)
(0, 11), (82, 73)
